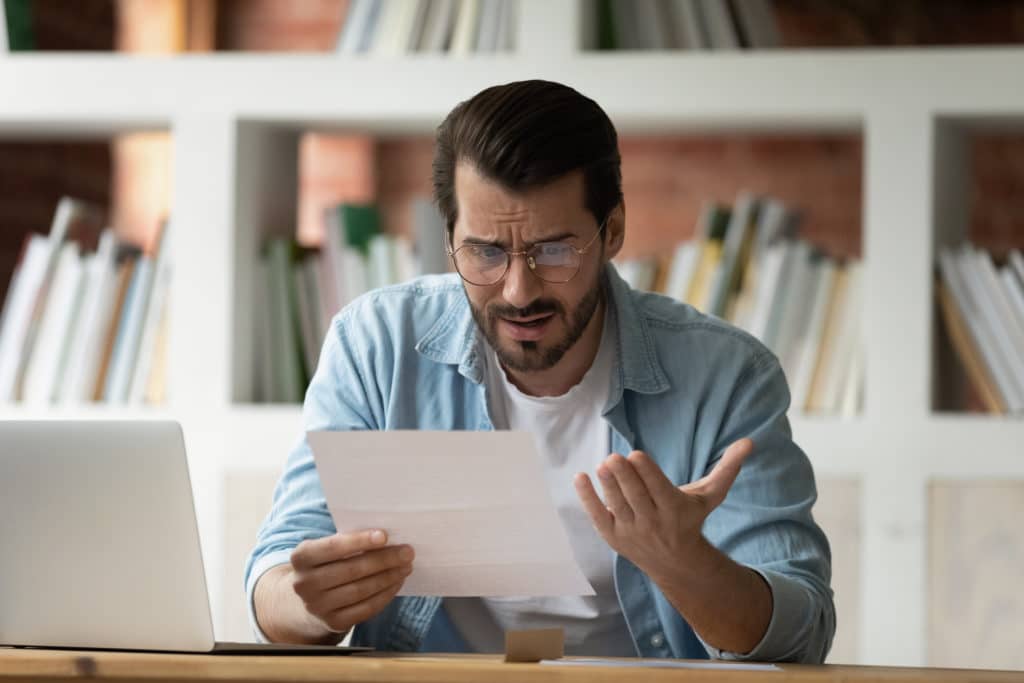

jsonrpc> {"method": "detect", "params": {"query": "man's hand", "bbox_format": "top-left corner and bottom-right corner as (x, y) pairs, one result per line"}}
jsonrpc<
(290, 529), (414, 635)
(573, 438), (754, 585)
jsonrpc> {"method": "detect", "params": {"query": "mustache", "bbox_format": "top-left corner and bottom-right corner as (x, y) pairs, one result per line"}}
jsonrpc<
(487, 299), (564, 320)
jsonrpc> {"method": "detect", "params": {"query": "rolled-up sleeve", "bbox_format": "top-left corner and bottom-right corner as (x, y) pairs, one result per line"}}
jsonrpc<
(243, 311), (379, 641)
(698, 352), (836, 663)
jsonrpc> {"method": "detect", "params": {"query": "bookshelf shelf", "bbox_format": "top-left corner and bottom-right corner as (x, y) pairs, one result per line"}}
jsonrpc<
(3, 0), (1023, 669)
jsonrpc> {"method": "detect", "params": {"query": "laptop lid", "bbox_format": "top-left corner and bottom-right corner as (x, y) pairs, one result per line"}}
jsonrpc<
(0, 420), (216, 652)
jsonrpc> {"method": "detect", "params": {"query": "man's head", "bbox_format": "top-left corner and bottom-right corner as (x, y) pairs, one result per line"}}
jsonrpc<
(432, 80), (625, 375)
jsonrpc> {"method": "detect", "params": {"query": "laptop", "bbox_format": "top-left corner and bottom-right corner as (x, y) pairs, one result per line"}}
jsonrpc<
(0, 420), (370, 655)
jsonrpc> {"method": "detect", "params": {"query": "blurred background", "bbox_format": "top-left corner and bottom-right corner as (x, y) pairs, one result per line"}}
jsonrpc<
(1, 0), (1022, 669)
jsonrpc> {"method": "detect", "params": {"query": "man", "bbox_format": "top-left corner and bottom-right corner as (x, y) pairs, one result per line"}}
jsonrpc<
(245, 80), (835, 662)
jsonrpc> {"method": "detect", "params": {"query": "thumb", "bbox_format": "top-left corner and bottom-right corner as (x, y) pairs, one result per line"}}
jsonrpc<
(679, 437), (755, 511)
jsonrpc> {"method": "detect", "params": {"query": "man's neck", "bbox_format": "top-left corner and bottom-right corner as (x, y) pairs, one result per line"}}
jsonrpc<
(503, 298), (606, 398)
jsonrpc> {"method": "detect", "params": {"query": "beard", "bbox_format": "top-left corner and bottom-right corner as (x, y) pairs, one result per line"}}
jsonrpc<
(468, 273), (605, 373)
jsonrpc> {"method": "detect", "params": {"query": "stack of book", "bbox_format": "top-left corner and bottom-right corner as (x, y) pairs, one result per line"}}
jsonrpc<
(336, 0), (515, 56)
(937, 245), (1024, 415)
(592, 0), (779, 50)
(615, 192), (863, 417)
(0, 197), (171, 406)
(256, 197), (449, 403)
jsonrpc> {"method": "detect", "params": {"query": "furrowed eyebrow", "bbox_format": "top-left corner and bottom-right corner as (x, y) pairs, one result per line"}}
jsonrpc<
(460, 232), (579, 248)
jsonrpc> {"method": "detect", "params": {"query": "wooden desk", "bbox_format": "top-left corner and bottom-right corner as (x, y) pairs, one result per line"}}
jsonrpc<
(1, 648), (1020, 683)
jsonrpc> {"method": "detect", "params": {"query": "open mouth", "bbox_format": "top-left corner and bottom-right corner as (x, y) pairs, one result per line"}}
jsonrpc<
(499, 313), (555, 340)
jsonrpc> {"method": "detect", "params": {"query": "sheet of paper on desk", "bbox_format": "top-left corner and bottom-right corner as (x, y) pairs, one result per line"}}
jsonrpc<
(308, 430), (595, 597)
(541, 658), (781, 671)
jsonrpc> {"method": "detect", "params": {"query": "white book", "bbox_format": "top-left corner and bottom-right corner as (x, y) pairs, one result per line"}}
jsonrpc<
(745, 241), (787, 342)
(338, 0), (386, 54)
(790, 260), (836, 412)
(973, 248), (1024, 393)
(303, 257), (326, 349)
(820, 262), (863, 413)
(449, 0), (480, 55)
(323, 208), (349, 310)
(614, 259), (656, 292)
(772, 245), (816, 379)
(1010, 249), (1024, 287)
(474, 0), (502, 52)
(957, 246), (1024, 410)
(368, 234), (397, 288)
(22, 242), (85, 405)
(0, 0), (8, 53)
(705, 192), (757, 318)
(938, 248), (1020, 412)
(341, 246), (369, 306)
(838, 339), (864, 419)
(663, 241), (700, 302)
(389, 0), (425, 54)
(497, 0), (516, 51)
(59, 230), (118, 404)
(395, 236), (419, 284)
(371, 0), (407, 54)
(697, 0), (739, 49)
(413, 197), (450, 275)
(129, 255), (172, 405)
(293, 258), (320, 381)
(418, 0), (456, 51)
(669, 0), (708, 49)
(730, 0), (780, 48)
(999, 266), (1024, 358)
(760, 241), (800, 349)
(104, 257), (154, 403)
(407, 0), (433, 51)
(0, 235), (52, 401)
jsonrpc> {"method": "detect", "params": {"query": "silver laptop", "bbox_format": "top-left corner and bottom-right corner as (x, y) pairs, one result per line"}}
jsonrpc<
(0, 420), (369, 655)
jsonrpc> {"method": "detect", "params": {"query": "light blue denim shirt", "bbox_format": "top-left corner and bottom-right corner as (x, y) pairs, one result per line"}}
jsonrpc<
(245, 264), (835, 663)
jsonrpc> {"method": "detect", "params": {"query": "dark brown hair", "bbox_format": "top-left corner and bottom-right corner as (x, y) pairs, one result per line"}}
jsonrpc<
(432, 80), (623, 239)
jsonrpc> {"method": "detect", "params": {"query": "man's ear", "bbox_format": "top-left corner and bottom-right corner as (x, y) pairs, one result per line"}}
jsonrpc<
(604, 203), (625, 261)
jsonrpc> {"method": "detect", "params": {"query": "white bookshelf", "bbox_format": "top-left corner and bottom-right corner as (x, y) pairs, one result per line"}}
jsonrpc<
(1, 0), (1023, 668)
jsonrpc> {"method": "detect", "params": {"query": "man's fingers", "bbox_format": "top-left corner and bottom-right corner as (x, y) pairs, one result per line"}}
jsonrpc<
(626, 450), (679, 506)
(681, 438), (755, 509)
(314, 564), (412, 617)
(321, 578), (406, 634)
(608, 452), (656, 518)
(292, 545), (414, 596)
(595, 456), (634, 523)
(574, 473), (613, 533)
(291, 529), (388, 570)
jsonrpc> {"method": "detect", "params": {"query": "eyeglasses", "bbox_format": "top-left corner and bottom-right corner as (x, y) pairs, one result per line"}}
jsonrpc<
(447, 218), (607, 286)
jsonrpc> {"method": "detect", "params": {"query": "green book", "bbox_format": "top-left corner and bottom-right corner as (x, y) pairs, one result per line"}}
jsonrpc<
(338, 204), (381, 257)
(5, 0), (34, 51)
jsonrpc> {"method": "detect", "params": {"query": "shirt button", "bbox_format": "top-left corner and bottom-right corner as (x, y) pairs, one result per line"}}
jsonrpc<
(650, 632), (665, 648)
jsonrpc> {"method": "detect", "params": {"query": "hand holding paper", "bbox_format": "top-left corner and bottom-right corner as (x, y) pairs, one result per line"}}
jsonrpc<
(308, 430), (595, 597)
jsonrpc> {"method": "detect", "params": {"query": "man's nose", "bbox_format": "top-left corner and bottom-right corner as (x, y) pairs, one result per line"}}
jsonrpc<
(502, 253), (543, 310)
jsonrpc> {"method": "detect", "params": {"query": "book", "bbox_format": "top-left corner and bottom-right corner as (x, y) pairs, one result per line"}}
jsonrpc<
(21, 242), (86, 404)
(938, 247), (1021, 413)
(337, 0), (375, 53)
(412, 197), (450, 275)
(744, 240), (789, 342)
(144, 295), (171, 405)
(633, 0), (671, 50)
(0, 0), (7, 52)
(955, 246), (1024, 409)
(668, 0), (709, 49)
(686, 239), (723, 310)
(937, 280), (1005, 414)
(266, 240), (306, 403)
(92, 248), (141, 401)
(407, 0), (433, 51)
(771, 244), (816, 378)
(418, 0), (457, 52)
(293, 255), (320, 380)
(60, 230), (119, 403)
(805, 265), (849, 414)
(474, 0), (502, 52)
(103, 256), (152, 403)
(0, 235), (51, 401)
(129, 223), (173, 405)
(450, 0), (481, 55)
(729, 0), (780, 48)
(1010, 249), (1024, 287)
(610, 0), (640, 50)
(704, 192), (759, 318)
(975, 249), (1024, 383)
(698, 0), (739, 49)
(790, 260), (837, 412)
(663, 241), (700, 303)
(820, 262), (862, 413)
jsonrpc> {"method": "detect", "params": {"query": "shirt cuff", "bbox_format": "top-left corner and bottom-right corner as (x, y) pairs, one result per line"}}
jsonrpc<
(701, 568), (810, 662)
(245, 550), (293, 643)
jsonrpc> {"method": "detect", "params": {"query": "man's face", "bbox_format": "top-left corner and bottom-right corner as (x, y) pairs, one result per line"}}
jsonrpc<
(451, 162), (607, 373)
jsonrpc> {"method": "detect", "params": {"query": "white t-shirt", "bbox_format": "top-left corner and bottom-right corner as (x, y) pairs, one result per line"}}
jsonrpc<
(443, 314), (636, 656)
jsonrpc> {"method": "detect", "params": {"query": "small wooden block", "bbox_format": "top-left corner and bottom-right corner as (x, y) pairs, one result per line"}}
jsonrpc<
(504, 628), (565, 663)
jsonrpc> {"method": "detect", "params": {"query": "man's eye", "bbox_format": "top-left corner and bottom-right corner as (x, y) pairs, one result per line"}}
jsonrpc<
(470, 245), (503, 260)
